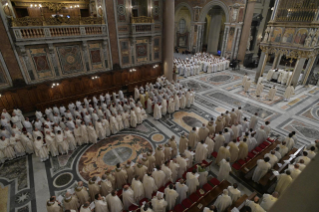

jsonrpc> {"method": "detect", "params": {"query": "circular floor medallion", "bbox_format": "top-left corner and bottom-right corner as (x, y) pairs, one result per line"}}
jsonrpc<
(78, 134), (153, 181)
(151, 134), (165, 142)
(53, 173), (73, 188)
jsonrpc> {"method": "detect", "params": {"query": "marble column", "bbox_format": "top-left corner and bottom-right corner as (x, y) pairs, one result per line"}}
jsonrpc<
(20, 47), (35, 81)
(221, 24), (230, 57)
(289, 58), (307, 87)
(163, 0), (174, 81)
(237, 0), (257, 63)
(254, 51), (268, 82)
(207, 10), (222, 54)
(272, 53), (281, 69)
(234, 26), (242, 58)
(303, 56), (319, 85)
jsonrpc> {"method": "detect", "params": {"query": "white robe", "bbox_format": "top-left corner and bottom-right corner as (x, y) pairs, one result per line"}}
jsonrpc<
(186, 172), (199, 194)
(152, 170), (166, 188)
(151, 198), (168, 212)
(131, 179), (145, 202)
(195, 143), (208, 163)
(214, 194), (232, 212)
(143, 175), (158, 199)
(284, 86), (294, 100)
(123, 188), (136, 210)
(106, 194), (123, 212)
(176, 182), (188, 204)
(153, 104), (162, 120)
(95, 198), (109, 212)
(268, 87), (277, 101)
(252, 160), (271, 182)
(249, 115), (258, 130)
(228, 186), (241, 202)
(218, 159), (231, 181)
(255, 129), (267, 146)
(164, 188), (179, 210)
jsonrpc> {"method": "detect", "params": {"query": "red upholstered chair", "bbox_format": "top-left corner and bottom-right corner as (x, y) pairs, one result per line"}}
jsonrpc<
(182, 198), (193, 209)
(196, 188), (206, 198)
(151, 192), (157, 198)
(212, 152), (218, 158)
(237, 159), (246, 166)
(267, 138), (275, 143)
(254, 147), (262, 152)
(209, 178), (220, 186)
(232, 162), (242, 170)
(248, 152), (256, 159)
(158, 186), (165, 192)
(165, 181), (172, 187)
(172, 204), (185, 212)
(189, 192), (200, 203)
(263, 141), (270, 146)
(139, 198), (149, 206)
(245, 157), (251, 163)
(117, 189), (122, 198)
(128, 204), (139, 211)
(203, 183), (214, 192)
(259, 143), (267, 149)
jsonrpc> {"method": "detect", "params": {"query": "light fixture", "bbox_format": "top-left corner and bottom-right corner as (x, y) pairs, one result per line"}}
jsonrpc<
(0, 94), (2, 97)
(5, 3), (8, 6)
(150, 6), (153, 9)
(30, 4), (33, 7)
(271, 7), (274, 11)
(35, 4), (37, 7)
(70, 6), (73, 8)
(91, 76), (99, 79)
(153, 64), (159, 68)
(99, 6), (102, 8)
(52, 83), (59, 88)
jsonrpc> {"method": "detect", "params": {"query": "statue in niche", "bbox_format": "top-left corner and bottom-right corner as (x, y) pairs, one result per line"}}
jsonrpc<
(311, 36), (318, 47)
(232, 8), (238, 21)
(304, 36), (312, 47)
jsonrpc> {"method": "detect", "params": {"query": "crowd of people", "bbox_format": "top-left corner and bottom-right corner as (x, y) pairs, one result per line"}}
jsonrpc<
(174, 52), (230, 78)
(45, 102), (319, 212)
(0, 76), (195, 164)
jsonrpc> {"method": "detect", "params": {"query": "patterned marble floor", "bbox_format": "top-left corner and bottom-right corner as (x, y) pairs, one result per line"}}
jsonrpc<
(1, 68), (319, 212)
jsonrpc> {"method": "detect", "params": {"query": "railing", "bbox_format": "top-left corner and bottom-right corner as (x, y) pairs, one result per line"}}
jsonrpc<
(12, 25), (106, 41)
(12, 16), (104, 27)
(131, 16), (154, 23)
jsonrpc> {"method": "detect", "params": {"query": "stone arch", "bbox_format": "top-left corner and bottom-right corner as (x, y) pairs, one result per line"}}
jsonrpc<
(175, 2), (194, 21)
(199, 0), (230, 23)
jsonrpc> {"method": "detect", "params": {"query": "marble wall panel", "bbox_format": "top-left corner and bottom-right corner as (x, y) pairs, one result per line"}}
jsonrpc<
(57, 45), (84, 75)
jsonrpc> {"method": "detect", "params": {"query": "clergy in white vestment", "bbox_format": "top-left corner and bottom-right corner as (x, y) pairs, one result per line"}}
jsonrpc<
(154, 145), (165, 166)
(151, 192), (167, 212)
(295, 151), (311, 165)
(266, 69), (275, 81)
(130, 108), (138, 128)
(135, 161), (148, 180)
(268, 85), (277, 101)
(152, 165), (166, 188)
(143, 173), (158, 199)
(227, 183), (241, 202)
(195, 140), (208, 163)
(46, 196), (63, 212)
(255, 82), (264, 97)
(20, 131), (34, 154)
(249, 113), (258, 131)
(11, 113), (23, 129)
(197, 164), (208, 187)
(168, 136), (178, 158)
(34, 136), (49, 162)
(205, 135), (215, 156)
(188, 127), (199, 149)
(252, 157), (271, 183)
(23, 117), (33, 134)
(218, 158), (231, 181)
(228, 140), (239, 163)
(79, 202), (91, 212)
(277, 141), (288, 158)
(287, 164), (301, 180)
(275, 170), (293, 196)
(75, 181), (90, 205)
(238, 138), (249, 160)
(285, 133), (295, 151)
(94, 194), (109, 212)
(141, 204), (154, 212)
(114, 163), (128, 188)
(223, 128), (231, 144)
(176, 154), (188, 178)
(179, 133), (189, 154)
(284, 84), (294, 101)
(186, 169), (199, 194)
(63, 192), (80, 211)
(124, 160), (135, 184)
(203, 205), (217, 212)
(213, 189), (232, 212)
(260, 192), (278, 211)
(214, 132), (225, 153)
(123, 185), (137, 210)
(161, 97), (168, 116)
(87, 123), (98, 144)
(306, 146), (317, 159)
(264, 150), (278, 168)
(96, 119), (106, 140)
(100, 175), (113, 197)
(176, 179), (188, 204)
(161, 161), (173, 184)
(169, 159), (180, 182)
(10, 133), (25, 157)
(168, 96), (175, 114)
(110, 114), (119, 134)
(198, 124), (209, 142)
(131, 176), (145, 202)
(64, 128), (76, 151)
(245, 197), (266, 212)
(88, 177), (101, 201)
(216, 144), (231, 165)
(106, 191), (123, 212)
(255, 126), (267, 146)
(164, 184), (179, 210)
(134, 86), (140, 101)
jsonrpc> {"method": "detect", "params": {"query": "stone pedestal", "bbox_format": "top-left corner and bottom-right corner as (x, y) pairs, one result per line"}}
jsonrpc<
(237, 0), (257, 63)
(163, 0), (174, 81)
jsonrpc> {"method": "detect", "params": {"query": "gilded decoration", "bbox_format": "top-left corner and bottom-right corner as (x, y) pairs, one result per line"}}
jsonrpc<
(12, 16), (102, 26)
(131, 16), (154, 23)
(260, 45), (318, 59)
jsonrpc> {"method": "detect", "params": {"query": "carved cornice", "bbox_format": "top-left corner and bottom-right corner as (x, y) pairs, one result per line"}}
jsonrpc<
(260, 44), (318, 59)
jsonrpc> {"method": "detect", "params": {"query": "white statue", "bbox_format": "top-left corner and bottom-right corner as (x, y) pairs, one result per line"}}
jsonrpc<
(305, 36), (312, 47)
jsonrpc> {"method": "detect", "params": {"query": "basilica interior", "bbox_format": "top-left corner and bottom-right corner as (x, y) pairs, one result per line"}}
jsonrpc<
(0, 0), (319, 212)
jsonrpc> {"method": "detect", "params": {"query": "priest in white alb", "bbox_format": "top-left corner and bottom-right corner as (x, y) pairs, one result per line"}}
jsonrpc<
(252, 157), (271, 183)
(213, 189), (232, 212)
(255, 125), (267, 146)
(143, 172), (158, 199)
(176, 179), (188, 204)
(164, 184), (179, 210)
(218, 158), (231, 181)
(186, 169), (199, 194)
(131, 176), (145, 202)
(195, 140), (208, 163)
(268, 85), (277, 101)
(227, 183), (241, 202)
(106, 191), (123, 212)
(151, 192), (167, 212)
(284, 84), (295, 101)
(123, 185), (137, 210)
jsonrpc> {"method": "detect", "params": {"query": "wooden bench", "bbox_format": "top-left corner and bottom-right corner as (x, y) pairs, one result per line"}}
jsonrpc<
(236, 192), (258, 212)
(240, 141), (280, 178)
(188, 180), (231, 212)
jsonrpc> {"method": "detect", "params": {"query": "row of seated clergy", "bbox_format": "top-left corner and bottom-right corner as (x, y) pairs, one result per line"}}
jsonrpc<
(266, 69), (293, 85)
